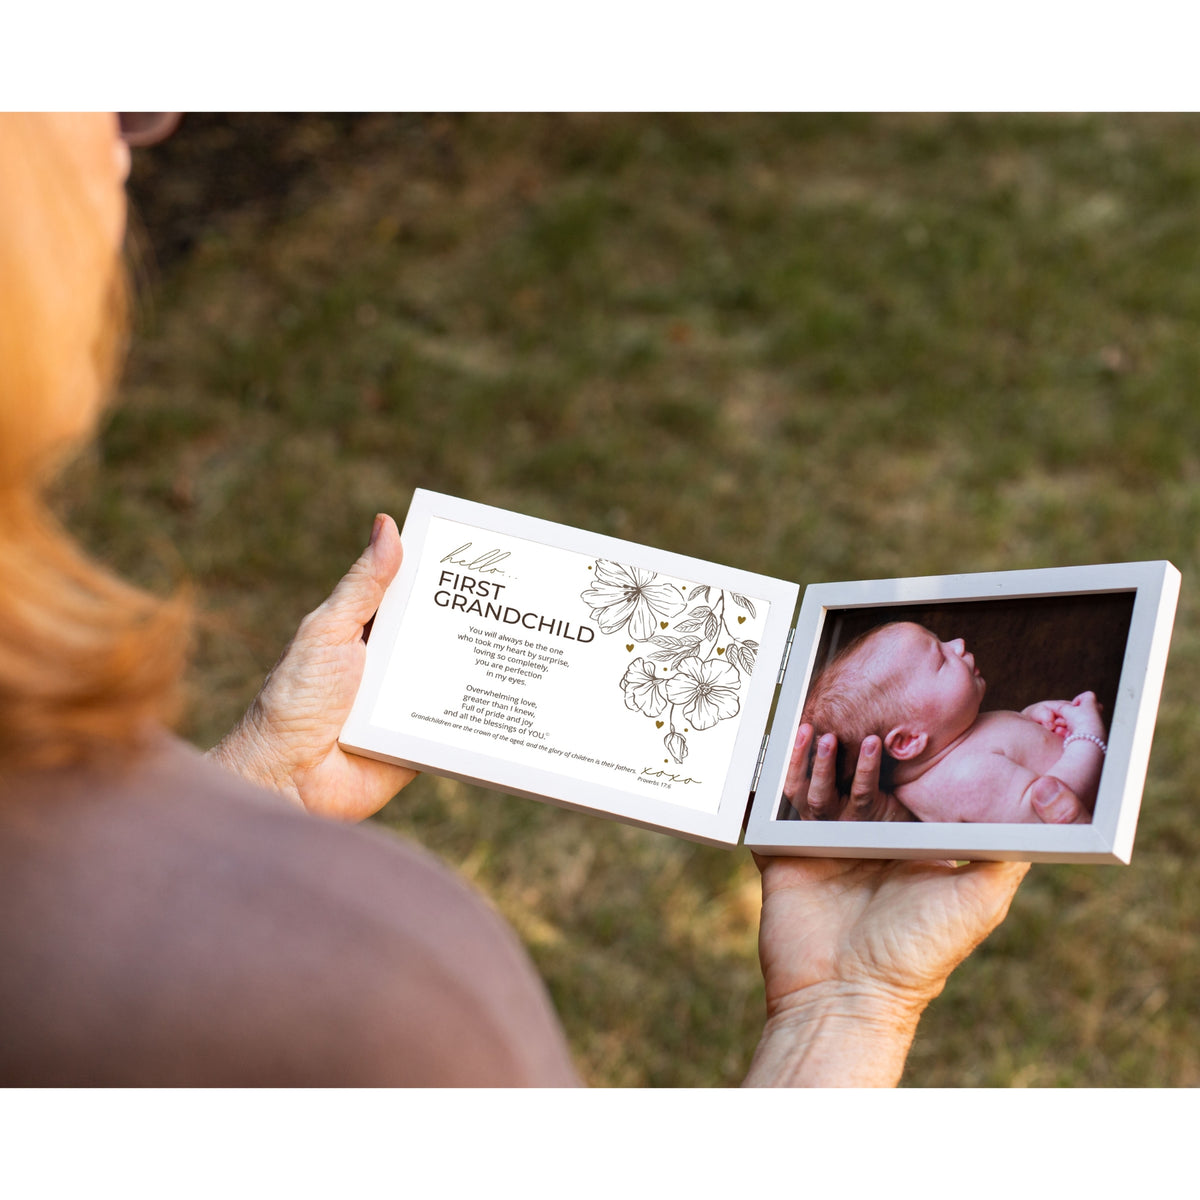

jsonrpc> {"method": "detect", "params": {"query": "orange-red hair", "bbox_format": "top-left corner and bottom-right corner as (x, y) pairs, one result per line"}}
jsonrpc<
(0, 114), (189, 770)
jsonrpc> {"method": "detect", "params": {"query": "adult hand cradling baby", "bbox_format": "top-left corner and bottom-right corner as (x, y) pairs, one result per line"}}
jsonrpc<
(784, 722), (1091, 824)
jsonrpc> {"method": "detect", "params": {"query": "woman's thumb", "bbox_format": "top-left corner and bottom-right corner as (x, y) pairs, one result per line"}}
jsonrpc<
(319, 514), (403, 632)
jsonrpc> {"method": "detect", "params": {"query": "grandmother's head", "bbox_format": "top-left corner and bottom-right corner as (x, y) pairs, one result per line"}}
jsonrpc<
(0, 114), (130, 492)
(0, 114), (188, 770)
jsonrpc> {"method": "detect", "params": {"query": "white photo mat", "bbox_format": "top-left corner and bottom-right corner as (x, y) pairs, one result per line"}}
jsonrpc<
(341, 490), (800, 846)
(746, 561), (1180, 863)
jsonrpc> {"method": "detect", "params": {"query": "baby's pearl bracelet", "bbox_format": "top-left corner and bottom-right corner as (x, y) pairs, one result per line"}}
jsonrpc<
(1064, 732), (1107, 754)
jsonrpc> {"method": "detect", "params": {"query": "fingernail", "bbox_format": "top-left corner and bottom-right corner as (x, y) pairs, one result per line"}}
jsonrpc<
(1030, 776), (1060, 806)
(370, 514), (384, 546)
(818, 734), (834, 757)
(862, 736), (879, 759)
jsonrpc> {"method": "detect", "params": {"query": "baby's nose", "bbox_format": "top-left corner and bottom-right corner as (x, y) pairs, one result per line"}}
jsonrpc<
(947, 638), (966, 656)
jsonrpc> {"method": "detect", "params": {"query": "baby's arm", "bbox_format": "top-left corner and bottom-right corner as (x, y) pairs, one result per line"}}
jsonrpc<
(927, 723), (1101, 823)
(1037, 691), (1107, 812)
(937, 693), (1105, 821)
(926, 753), (1064, 823)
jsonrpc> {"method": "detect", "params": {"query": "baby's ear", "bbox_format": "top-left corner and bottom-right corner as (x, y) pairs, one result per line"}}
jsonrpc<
(884, 725), (928, 761)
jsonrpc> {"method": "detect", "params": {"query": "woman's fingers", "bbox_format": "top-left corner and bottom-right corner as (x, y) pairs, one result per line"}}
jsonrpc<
(806, 733), (842, 818)
(782, 725), (843, 820)
(783, 729), (904, 822)
(843, 735), (883, 820)
(782, 723), (814, 807)
(1029, 775), (1088, 823)
(313, 514), (403, 639)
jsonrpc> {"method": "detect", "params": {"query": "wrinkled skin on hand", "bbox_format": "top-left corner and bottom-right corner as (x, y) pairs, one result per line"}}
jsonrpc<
(207, 514), (417, 821)
(746, 850), (1029, 1085)
(756, 853), (1029, 1017)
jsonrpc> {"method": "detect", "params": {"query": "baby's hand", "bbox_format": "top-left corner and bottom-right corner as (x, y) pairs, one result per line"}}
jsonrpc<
(1061, 691), (1107, 741)
(1023, 700), (1070, 738)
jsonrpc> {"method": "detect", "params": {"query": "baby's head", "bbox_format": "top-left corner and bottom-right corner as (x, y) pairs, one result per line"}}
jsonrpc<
(801, 621), (986, 791)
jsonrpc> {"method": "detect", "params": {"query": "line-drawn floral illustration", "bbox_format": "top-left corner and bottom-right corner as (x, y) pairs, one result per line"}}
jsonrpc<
(580, 560), (686, 641)
(620, 656), (669, 716)
(583, 562), (761, 764)
(664, 657), (742, 730)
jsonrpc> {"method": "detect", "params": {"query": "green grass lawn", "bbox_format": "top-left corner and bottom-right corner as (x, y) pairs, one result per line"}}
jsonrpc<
(64, 114), (1200, 1085)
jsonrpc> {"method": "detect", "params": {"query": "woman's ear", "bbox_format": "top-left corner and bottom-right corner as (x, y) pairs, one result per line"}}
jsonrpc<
(884, 725), (928, 761)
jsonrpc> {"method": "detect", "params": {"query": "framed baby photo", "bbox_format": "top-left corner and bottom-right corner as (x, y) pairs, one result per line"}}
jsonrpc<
(745, 561), (1181, 864)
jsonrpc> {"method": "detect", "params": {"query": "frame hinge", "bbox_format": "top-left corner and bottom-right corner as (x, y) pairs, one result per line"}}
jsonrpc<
(749, 729), (771, 797)
(777, 624), (797, 686)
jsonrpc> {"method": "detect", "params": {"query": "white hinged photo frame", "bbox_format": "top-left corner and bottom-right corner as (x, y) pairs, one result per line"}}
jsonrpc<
(745, 561), (1180, 864)
(342, 491), (1178, 863)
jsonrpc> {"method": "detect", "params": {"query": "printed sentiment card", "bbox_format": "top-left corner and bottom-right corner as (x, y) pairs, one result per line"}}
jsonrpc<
(341, 491), (800, 846)
(370, 516), (770, 815)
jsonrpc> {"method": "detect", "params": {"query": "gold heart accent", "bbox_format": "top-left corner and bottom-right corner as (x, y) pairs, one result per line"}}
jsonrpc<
(738, 616), (746, 624)
(717, 647), (724, 654)
(660, 621), (668, 629)
(626, 644), (634, 652)
(656, 721), (664, 729)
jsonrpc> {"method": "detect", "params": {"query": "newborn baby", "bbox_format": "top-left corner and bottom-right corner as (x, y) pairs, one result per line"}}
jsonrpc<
(802, 621), (1106, 823)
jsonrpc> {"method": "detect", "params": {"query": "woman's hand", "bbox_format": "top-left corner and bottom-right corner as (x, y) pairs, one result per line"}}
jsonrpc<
(744, 853), (1029, 1086)
(206, 514), (417, 821)
(783, 723), (915, 822)
(1027, 775), (1090, 823)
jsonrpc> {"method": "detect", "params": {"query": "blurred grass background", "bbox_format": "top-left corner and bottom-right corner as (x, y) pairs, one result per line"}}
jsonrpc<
(62, 114), (1200, 1086)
